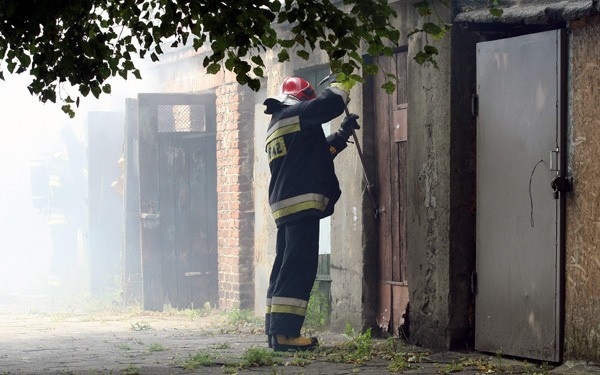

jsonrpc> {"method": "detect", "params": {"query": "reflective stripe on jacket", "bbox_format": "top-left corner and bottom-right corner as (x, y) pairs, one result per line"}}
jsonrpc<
(266, 87), (349, 226)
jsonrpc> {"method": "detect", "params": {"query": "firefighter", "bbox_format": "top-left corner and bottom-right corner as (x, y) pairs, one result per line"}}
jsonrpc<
(263, 76), (359, 352)
(30, 125), (86, 283)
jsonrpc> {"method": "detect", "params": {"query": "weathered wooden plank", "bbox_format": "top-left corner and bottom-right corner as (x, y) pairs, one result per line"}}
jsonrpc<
(123, 99), (142, 304)
(138, 95), (164, 311)
(159, 135), (178, 307)
(374, 55), (393, 330)
(174, 139), (192, 309)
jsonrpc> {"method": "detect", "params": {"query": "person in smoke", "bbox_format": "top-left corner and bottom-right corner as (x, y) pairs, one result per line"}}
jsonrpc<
(30, 125), (86, 282)
(263, 75), (359, 351)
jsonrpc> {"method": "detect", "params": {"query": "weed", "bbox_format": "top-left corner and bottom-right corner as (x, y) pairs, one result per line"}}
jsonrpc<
(211, 342), (231, 349)
(440, 361), (464, 373)
(122, 365), (141, 375)
(147, 343), (167, 352)
(162, 301), (213, 319)
(495, 349), (503, 367)
(130, 321), (152, 331)
(242, 347), (278, 367)
(117, 343), (132, 350)
(304, 286), (329, 330)
(286, 355), (311, 367)
(182, 352), (216, 369)
(226, 307), (262, 327)
(325, 325), (374, 365)
(387, 353), (416, 373)
(222, 365), (239, 374)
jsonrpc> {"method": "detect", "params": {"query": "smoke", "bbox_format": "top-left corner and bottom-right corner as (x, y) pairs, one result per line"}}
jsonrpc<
(0, 66), (156, 305)
(0, 74), (66, 295)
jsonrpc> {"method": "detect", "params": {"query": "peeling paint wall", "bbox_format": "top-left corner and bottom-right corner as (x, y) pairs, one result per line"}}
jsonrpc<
(565, 15), (600, 361)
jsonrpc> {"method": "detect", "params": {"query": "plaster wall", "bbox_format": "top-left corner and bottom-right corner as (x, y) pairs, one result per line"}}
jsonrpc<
(251, 47), (372, 331)
(565, 15), (600, 361)
(252, 86), (276, 316)
(405, 3), (453, 350)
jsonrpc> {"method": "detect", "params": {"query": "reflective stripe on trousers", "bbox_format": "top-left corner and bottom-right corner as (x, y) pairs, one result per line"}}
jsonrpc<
(265, 216), (320, 337)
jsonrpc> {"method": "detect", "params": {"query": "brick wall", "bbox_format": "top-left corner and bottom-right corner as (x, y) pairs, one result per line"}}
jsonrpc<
(215, 83), (255, 310)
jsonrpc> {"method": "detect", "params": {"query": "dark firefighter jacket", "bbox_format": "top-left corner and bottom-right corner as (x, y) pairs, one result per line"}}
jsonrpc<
(265, 86), (350, 227)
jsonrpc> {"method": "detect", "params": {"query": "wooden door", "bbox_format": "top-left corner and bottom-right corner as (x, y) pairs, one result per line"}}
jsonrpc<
(374, 50), (409, 335)
(138, 93), (218, 311)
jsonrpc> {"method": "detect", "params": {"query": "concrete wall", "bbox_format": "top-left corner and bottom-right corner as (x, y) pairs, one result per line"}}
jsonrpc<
(252, 46), (373, 331)
(401, 3), (454, 349)
(565, 15), (600, 362)
(252, 86), (276, 316)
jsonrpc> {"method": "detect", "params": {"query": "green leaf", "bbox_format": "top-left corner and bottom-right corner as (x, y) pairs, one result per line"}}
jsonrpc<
(253, 67), (264, 77)
(248, 78), (260, 91)
(279, 39), (295, 48)
(382, 81), (396, 94)
(207, 63), (221, 74)
(296, 50), (309, 60)
(414, 51), (428, 65)
(251, 55), (264, 66)
(61, 105), (75, 118)
(102, 84), (111, 94)
(18, 53), (31, 68)
(422, 22), (443, 37)
(91, 84), (102, 98)
(363, 64), (378, 76)
(490, 8), (503, 17)
(225, 57), (235, 71)
(332, 49), (346, 59)
(277, 49), (290, 62)
(79, 85), (91, 97)
(414, 1), (432, 16)
(424, 45), (439, 56)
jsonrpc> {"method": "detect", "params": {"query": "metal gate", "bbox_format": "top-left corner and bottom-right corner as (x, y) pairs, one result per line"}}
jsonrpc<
(136, 93), (218, 311)
(475, 30), (565, 361)
(374, 50), (409, 335)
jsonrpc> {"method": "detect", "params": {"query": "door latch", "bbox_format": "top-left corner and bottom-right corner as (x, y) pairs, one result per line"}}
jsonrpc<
(551, 175), (572, 199)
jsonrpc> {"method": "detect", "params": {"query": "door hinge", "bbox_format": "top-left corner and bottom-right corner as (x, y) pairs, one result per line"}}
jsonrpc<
(471, 93), (479, 117)
(471, 271), (478, 295)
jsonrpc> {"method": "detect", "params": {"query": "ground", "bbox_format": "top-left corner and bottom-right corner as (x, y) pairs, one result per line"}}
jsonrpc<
(0, 293), (596, 374)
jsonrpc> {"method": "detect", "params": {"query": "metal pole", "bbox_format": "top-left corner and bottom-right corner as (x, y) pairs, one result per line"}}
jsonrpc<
(342, 106), (378, 219)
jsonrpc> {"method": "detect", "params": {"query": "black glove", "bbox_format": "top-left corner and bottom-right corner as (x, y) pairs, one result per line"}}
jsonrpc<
(337, 113), (360, 140)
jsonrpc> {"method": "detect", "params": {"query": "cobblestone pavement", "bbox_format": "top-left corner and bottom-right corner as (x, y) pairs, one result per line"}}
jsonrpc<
(0, 294), (598, 375)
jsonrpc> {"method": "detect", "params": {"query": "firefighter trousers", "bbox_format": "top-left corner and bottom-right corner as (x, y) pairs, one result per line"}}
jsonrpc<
(265, 216), (320, 337)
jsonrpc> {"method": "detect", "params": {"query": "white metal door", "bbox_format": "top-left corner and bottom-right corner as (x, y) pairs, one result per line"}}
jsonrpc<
(475, 30), (564, 362)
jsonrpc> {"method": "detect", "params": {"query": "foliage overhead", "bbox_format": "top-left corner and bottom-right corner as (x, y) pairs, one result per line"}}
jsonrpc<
(0, 0), (400, 116)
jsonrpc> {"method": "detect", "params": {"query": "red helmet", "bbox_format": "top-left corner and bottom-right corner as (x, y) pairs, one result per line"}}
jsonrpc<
(281, 77), (316, 101)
